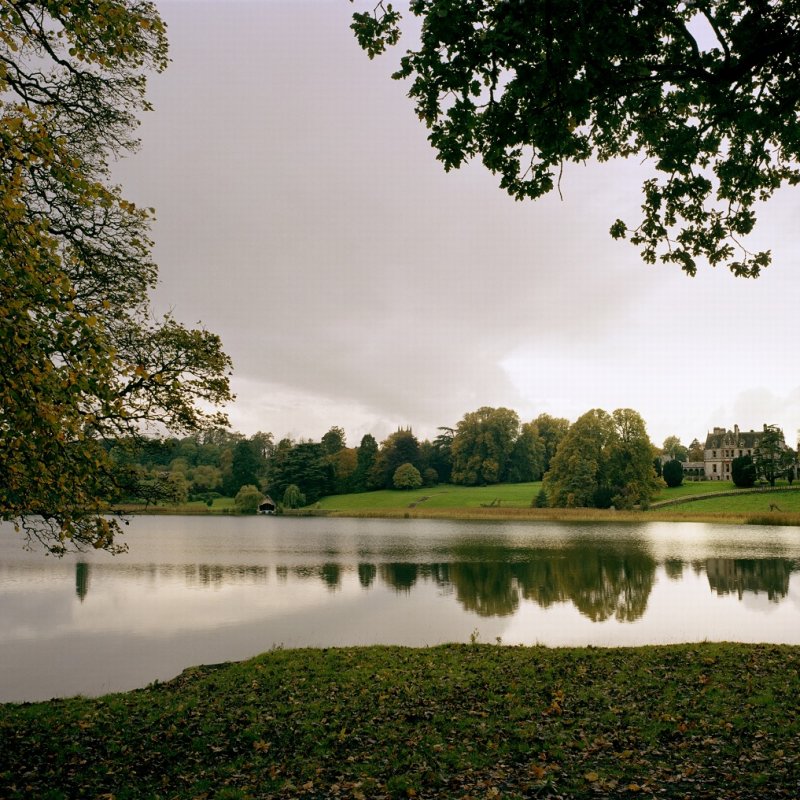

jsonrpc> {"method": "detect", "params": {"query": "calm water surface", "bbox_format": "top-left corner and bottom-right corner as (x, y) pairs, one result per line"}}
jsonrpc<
(1, 516), (799, 702)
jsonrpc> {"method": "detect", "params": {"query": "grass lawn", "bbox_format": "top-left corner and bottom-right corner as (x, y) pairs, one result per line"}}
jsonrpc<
(113, 481), (800, 524)
(113, 496), (238, 514)
(2, 643), (798, 799)
(652, 480), (739, 501)
(314, 482), (542, 512)
(661, 489), (800, 515)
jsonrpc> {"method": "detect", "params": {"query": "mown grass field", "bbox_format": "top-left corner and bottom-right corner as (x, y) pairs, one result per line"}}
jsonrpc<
(312, 479), (800, 523)
(2, 643), (798, 800)
(114, 496), (237, 514)
(314, 482), (543, 512)
(661, 489), (800, 515)
(651, 480), (739, 501)
(117, 480), (800, 524)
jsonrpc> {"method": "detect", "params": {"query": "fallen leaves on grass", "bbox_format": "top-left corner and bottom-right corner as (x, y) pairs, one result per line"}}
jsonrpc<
(1, 644), (799, 799)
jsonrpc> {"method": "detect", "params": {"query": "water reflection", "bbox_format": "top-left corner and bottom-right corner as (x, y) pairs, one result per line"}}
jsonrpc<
(75, 562), (90, 602)
(4, 517), (800, 702)
(704, 558), (793, 602)
(358, 563), (376, 588)
(68, 545), (797, 621)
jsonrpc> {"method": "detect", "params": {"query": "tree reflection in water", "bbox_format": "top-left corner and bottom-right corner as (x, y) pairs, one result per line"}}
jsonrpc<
(75, 562), (90, 602)
(379, 542), (658, 621)
(357, 563), (376, 588)
(69, 546), (798, 622)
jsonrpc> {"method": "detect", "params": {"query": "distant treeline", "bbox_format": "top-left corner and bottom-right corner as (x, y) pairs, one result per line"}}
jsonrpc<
(106, 409), (572, 509)
(108, 406), (680, 511)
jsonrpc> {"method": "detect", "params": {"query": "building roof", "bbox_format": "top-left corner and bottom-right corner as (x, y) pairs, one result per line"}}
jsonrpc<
(704, 425), (784, 451)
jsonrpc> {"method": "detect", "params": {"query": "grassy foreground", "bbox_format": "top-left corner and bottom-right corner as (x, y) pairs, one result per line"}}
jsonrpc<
(2, 644), (799, 799)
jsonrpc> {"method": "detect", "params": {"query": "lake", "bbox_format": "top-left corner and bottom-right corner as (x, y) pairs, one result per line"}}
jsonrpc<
(1, 516), (799, 702)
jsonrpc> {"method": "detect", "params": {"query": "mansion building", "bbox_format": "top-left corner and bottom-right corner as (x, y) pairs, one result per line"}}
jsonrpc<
(685, 424), (791, 481)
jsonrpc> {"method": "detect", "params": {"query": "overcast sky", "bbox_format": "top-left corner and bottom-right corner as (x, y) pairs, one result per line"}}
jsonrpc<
(114, 1), (800, 450)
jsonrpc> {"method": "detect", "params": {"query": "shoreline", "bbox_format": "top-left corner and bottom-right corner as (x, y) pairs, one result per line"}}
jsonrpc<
(114, 503), (800, 527)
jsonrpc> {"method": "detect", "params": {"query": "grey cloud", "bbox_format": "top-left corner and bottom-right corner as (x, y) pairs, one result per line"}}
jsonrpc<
(109, 1), (800, 440)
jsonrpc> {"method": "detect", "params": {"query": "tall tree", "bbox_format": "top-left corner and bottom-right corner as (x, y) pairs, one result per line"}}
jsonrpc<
(533, 414), (570, 475)
(687, 438), (705, 462)
(755, 425), (788, 487)
(250, 431), (275, 463)
(544, 408), (661, 508)
(606, 409), (662, 509)
(268, 442), (332, 504)
(430, 426), (455, 484)
(352, 433), (379, 493)
(544, 410), (616, 508)
(227, 440), (263, 496)
(370, 428), (420, 489)
(506, 422), (546, 483)
(329, 447), (358, 495)
(352, 1), (800, 276)
(321, 426), (347, 456)
(662, 436), (689, 463)
(1, 2), (232, 554)
(450, 407), (520, 485)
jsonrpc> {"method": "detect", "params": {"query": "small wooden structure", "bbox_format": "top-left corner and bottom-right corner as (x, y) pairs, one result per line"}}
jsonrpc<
(258, 496), (276, 515)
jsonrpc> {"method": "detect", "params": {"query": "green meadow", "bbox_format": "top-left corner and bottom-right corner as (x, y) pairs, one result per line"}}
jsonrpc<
(311, 479), (800, 521)
(117, 479), (800, 524)
(314, 482), (543, 511)
(660, 489), (800, 515)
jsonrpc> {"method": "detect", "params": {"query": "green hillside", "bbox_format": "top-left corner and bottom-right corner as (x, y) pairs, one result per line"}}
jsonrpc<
(314, 482), (542, 511)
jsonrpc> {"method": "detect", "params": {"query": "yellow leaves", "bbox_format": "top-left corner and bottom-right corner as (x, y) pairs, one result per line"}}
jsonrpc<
(585, 771), (600, 782)
(529, 763), (547, 780)
(543, 689), (565, 716)
(0, 27), (18, 51)
(253, 739), (270, 752)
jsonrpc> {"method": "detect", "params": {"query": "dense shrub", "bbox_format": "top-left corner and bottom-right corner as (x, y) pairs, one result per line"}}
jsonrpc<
(422, 467), (439, 487)
(662, 459), (684, 488)
(732, 455), (756, 488)
(393, 463), (423, 490)
(234, 484), (263, 514)
(282, 484), (306, 509)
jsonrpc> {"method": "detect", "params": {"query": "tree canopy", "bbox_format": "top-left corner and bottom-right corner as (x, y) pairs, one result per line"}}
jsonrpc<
(450, 406), (519, 485)
(1, 2), (232, 553)
(662, 435), (689, 463)
(544, 408), (661, 508)
(754, 424), (792, 486)
(352, 0), (800, 276)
